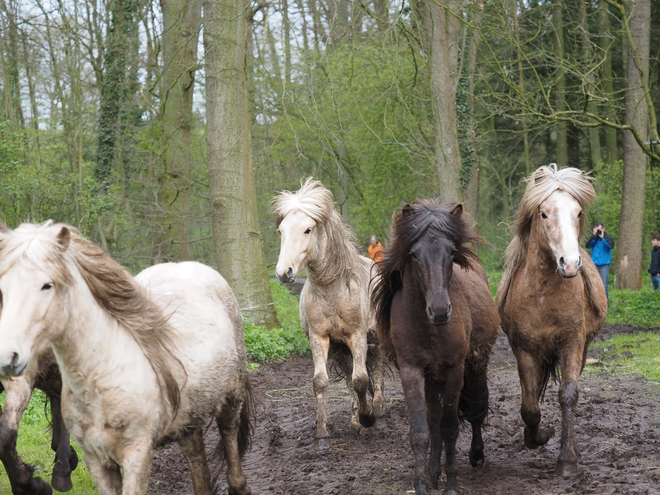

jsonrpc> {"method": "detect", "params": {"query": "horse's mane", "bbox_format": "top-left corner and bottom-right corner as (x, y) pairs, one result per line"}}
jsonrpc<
(371, 198), (480, 353)
(497, 164), (596, 314)
(271, 178), (360, 285)
(0, 221), (181, 415)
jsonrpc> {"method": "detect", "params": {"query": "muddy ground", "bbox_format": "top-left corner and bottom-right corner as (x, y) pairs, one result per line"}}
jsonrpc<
(149, 324), (660, 495)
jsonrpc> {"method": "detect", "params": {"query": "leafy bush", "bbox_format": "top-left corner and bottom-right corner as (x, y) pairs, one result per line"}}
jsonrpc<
(243, 281), (309, 363)
(591, 332), (660, 385)
(606, 288), (660, 328)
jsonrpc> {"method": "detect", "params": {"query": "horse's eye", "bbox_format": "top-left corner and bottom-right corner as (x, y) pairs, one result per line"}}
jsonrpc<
(451, 250), (457, 257)
(304, 228), (312, 235)
(41, 283), (53, 291)
(577, 211), (582, 218)
(541, 212), (548, 219)
(409, 252), (417, 260)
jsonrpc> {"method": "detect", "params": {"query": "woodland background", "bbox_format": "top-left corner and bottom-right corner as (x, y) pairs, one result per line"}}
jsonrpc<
(0, 0), (659, 326)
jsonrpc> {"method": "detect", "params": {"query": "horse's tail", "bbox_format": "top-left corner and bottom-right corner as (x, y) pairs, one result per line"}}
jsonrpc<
(539, 355), (559, 402)
(458, 382), (489, 425)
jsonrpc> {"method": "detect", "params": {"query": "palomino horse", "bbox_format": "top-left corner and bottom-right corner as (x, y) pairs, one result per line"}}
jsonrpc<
(372, 199), (498, 495)
(272, 178), (385, 449)
(0, 221), (252, 495)
(496, 164), (607, 476)
(1, 350), (79, 495)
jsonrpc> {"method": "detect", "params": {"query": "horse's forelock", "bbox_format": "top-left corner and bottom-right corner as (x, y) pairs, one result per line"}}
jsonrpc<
(271, 178), (335, 226)
(0, 222), (75, 286)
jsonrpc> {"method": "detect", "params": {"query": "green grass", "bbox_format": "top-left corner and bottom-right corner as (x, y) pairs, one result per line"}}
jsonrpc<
(591, 332), (660, 386)
(605, 288), (660, 327)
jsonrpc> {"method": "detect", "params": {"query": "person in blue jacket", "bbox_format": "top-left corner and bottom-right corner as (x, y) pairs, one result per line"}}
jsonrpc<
(586, 223), (614, 299)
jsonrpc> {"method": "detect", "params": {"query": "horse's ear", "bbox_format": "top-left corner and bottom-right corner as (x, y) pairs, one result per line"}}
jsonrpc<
(56, 226), (70, 250)
(0, 222), (9, 234)
(450, 203), (464, 218)
(401, 204), (414, 217)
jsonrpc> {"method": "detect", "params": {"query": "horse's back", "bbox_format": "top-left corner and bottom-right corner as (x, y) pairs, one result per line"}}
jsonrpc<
(135, 262), (246, 396)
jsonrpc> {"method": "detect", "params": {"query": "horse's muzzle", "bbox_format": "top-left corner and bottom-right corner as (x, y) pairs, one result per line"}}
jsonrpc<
(277, 267), (295, 284)
(427, 304), (452, 326)
(0, 351), (27, 377)
(558, 255), (582, 278)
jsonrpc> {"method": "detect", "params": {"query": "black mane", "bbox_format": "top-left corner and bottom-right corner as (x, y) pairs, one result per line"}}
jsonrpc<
(371, 198), (480, 353)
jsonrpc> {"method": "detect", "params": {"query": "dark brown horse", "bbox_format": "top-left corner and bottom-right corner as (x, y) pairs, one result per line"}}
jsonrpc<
(1, 350), (78, 494)
(372, 199), (499, 495)
(496, 164), (607, 477)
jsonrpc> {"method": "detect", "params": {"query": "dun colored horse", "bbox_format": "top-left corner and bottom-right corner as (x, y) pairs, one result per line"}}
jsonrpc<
(372, 199), (499, 495)
(0, 221), (252, 495)
(496, 164), (607, 476)
(1, 350), (78, 495)
(273, 178), (385, 449)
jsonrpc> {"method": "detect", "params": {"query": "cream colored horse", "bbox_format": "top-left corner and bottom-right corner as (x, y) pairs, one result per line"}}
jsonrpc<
(272, 178), (385, 449)
(0, 222), (252, 495)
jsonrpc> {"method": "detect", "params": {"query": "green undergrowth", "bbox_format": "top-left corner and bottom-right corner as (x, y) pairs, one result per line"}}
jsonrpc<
(243, 280), (309, 366)
(591, 332), (660, 386)
(0, 390), (97, 494)
(605, 288), (660, 328)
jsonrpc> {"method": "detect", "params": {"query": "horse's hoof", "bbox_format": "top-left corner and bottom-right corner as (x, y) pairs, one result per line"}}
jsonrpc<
(359, 412), (376, 428)
(315, 437), (331, 450)
(413, 482), (428, 495)
(469, 452), (485, 468)
(524, 426), (554, 448)
(556, 460), (579, 477)
(51, 473), (73, 492)
(346, 427), (359, 440)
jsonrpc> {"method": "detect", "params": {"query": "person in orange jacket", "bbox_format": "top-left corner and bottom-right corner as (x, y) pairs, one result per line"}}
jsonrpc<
(368, 235), (384, 263)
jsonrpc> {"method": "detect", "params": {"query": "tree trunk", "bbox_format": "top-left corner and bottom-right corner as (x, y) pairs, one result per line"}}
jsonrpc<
(425, 0), (463, 202)
(615, 0), (651, 290)
(599, 0), (617, 164)
(160, 0), (201, 261)
(553, 0), (567, 167)
(579, 0), (600, 168)
(204, 0), (279, 327)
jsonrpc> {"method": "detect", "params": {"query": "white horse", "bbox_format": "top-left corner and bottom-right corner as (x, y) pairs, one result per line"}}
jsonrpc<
(272, 178), (385, 449)
(0, 221), (252, 495)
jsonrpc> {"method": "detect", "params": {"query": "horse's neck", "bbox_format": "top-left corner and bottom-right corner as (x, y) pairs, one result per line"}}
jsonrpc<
(306, 224), (356, 287)
(52, 274), (156, 402)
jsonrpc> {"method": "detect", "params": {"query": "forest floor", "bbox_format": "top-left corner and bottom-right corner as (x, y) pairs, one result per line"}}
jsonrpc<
(148, 324), (660, 495)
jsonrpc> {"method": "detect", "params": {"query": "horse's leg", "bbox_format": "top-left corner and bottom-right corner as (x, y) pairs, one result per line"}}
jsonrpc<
(399, 364), (429, 495)
(555, 347), (584, 477)
(0, 377), (53, 495)
(84, 454), (122, 495)
(440, 366), (463, 495)
(216, 405), (251, 495)
(461, 360), (489, 467)
(425, 379), (443, 490)
(178, 428), (212, 494)
(344, 374), (361, 438)
(39, 375), (78, 493)
(348, 331), (375, 428)
(118, 445), (154, 495)
(517, 350), (555, 448)
(370, 340), (386, 419)
(309, 331), (332, 449)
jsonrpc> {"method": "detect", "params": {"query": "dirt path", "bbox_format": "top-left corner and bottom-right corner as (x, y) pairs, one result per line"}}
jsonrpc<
(149, 325), (660, 494)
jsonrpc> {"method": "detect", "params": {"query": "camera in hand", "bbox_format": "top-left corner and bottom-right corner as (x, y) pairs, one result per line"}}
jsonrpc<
(596, 229), (602, 236)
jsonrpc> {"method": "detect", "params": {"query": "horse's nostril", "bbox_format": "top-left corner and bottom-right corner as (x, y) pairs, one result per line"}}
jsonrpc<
(559, 257), (565, 266)
(286, 267), (293, 279)
(10, 352), (19, 368)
